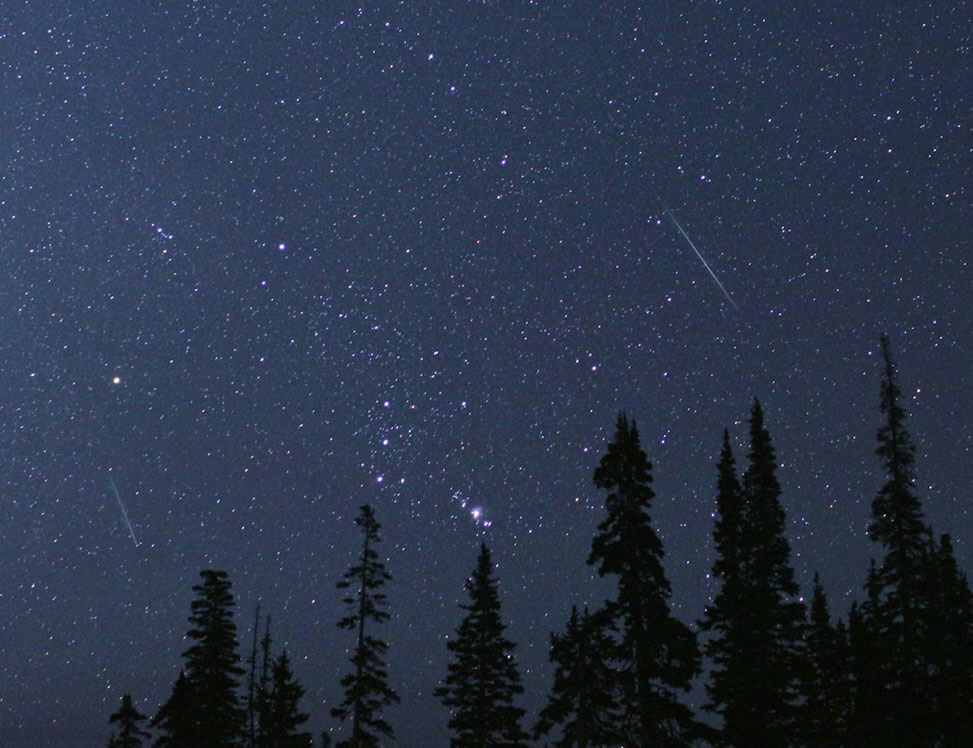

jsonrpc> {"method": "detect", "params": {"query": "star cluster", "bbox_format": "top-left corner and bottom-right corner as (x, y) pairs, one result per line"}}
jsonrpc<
(0, 2), (968, 745)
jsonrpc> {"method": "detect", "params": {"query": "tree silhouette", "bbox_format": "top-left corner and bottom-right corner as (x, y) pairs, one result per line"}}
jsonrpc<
(736, 399), (806, 740)
(856, 335), (950, 742)
(534, 605), (619, 746)
(435, 543), (527, 746)
(151, 670), (196, 747)
(797, 572), (850, 745)
(107, 693), (150, 748)
(256, 614), (274, 745)
(260, 650), (312, 747)
(586, 413), (700, 745)
(331, 504), (398, 746)
(699, 429), (750, 741)
(154, 570), (245, 746)
(701, 404), (805, 744)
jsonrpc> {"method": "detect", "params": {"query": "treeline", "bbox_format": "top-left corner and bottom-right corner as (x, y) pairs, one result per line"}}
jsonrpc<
(106, 336), (972, 747)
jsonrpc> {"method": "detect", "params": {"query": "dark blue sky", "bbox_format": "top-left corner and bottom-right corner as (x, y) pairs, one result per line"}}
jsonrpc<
(1, 2), (968, 745)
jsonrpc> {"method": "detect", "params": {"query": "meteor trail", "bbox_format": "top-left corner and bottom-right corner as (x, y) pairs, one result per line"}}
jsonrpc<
(664, 207), (739, 311)
(110, 476), (139, 547)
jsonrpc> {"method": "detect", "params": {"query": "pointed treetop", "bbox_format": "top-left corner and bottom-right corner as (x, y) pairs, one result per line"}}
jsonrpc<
(594, 411), (652, 490)
(870, 334), (925, 549)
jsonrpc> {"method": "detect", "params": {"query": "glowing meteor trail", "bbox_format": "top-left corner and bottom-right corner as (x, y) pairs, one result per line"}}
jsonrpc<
(110, 476), (138, 547)
(664, 207), (739, 311)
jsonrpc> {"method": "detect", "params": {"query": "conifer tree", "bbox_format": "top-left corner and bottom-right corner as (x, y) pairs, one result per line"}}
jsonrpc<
(587, 413), (700, 745)
(435, 543), (528, 746)
(699, 430), (751, 743)
(261, 650), (312, 747)
(256, 614), (274, 745)
(154, 570), (246, 746)
(332, 504), (398, 746)
(740, 399), (805, 739)
(701, 403), (805, 744)
(798, 573), (850, 745)
(151, 670), (196, 747)
(856, 333), (953, 742)
(534, 605), (619, 746)
(107, 693), (150, 748)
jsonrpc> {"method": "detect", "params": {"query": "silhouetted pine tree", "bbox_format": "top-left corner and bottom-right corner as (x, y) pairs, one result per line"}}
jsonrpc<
(256, 614), (274, 745)
(154, 570), (245, 746)
(797, 573), (850, 745)
(739, 399), (805, 740)
(699, 430), (751, 742)
(852, 335), (973, 743)
(107, 693), (150, 748)
(435, 543), (528, 746)
(587, 413), (700, 745)
(260, 650), (312, 747)
(151, 670), (196, 747)
(702, 403), (805, 744)
(331, 504), (399, 746)
(862, 334), (934, 741)
(534, 605), (620, 746)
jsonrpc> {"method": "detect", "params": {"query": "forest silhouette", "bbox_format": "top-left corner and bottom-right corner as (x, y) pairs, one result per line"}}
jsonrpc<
(106, 337), (972, 747)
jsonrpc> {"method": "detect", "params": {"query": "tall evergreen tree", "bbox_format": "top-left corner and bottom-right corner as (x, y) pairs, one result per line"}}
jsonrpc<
(736, 398), (806, 740)
(701, 403), (805, 745)
(331, 504), (399, 746)
(154, 570), (246, 747)
(435, 543), (528, 746)
(587, 413), (700, 745)
(797, 573), (850, 745)
(856, 333), (946, 742)
(699, 430), (751, 744)
(107, 693), (150, 748)
(534, 605), (619, 746)
(261, 650), (312, 747)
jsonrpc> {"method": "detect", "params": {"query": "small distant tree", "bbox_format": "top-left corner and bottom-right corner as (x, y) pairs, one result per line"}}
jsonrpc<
(587, 413), (701, 744)
(151, 670), (196, 746)
(107, 693), (150, 748)
(261, 650), (312, 747)
(256, 614), (274, 744)
(534, 605), (619, 746)
(435, 543), (528, 746)
(332, 504), (399, 746)
(245, 603), (262, 746)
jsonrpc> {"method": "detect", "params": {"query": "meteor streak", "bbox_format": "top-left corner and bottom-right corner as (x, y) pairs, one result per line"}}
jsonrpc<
(110, 476), (139, 547)
(665, 207), (739, 311)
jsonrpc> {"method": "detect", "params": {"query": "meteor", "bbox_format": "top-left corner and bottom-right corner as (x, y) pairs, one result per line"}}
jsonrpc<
(664, 207), (739, 311)
(110, 476), (139, 547)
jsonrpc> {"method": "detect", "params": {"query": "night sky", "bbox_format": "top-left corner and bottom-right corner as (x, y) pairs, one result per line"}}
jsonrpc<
(1, 2), (969, 745)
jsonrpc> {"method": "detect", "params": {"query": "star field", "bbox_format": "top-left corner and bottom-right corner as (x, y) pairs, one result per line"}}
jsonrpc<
(0, 2), (968, 745)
